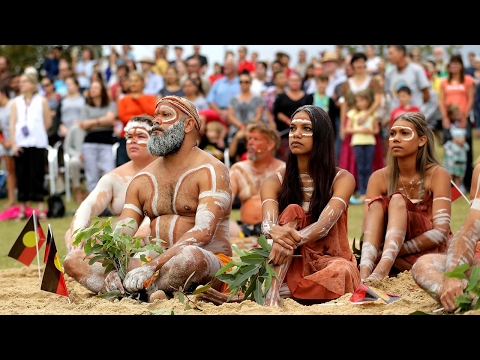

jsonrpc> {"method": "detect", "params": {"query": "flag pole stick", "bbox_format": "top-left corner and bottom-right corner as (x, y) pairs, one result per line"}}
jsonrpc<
(32, 210), (41, 280)
(451, 180), (471, 205)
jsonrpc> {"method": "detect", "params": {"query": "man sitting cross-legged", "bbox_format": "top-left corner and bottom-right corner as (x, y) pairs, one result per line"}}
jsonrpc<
(63, 96), (233, 302)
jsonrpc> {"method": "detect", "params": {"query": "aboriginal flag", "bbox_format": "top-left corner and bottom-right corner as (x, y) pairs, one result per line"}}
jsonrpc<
(349, 283), (401, 304)
(8, 212), (46, 266)
(451, 180), (467, 203)
(40, 225), (69, 297)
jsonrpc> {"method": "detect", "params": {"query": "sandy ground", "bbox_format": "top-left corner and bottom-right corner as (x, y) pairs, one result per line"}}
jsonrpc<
(1, 236), (478, 315)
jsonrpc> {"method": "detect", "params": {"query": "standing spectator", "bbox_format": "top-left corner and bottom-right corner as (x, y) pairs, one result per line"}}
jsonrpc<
(53, 59), (73, 97)
(137, 57), (164, 97)
(41, 76), (62, 146)
(294, 49), (309, 78)
(338, 52), (384, 201)
(108, 64), (130, 102)
(385, 45), (431, 112)
(117, 45), (135, 66)
(344, 90), (380, 203)
(365, 45), (382, 75)
(180, 57), (211, 96)
(250, 61), (268, 97)
(209, 62), (224, 86)
(306, 51), (346, 97)
(273, 71), (314, 160)
(116, 70), (156, 166)
(474, 80), (480, 139)
(9, 73), (52, 220)
(158, 65), (184, 100)
(471, 55), (480, 84)
(0, 84), (16, 208)
(0, 56), (11, 87)
(313, 73), (337, 136)
(182, 77), (208, 111)
(72, 47), (97, 95)
(77, 79), (117, 197)
(237, 45), (256, 75)
(226, 71), (264, 141)
(433, 46), (448, 78)
(438, 54), (475, 191)
(152, 46), (169, 77)
(206, 56), (241, 128)
(464, 51), (476, 77)
(263, 70), (287, 129)
(198, 118), (226, 163)
(186, 45), (208, 75)
(41, 46), (63, 80)
(409, 47), (422, 64)
(302, 63), (316, 95)
(443, 104), (469, 191)
(263, 60), (285, 92)
(56, 76), (86, 141)
(389, 85), (421, 128)
(169, 46), (184, 67)
(8, 72), (20, 98)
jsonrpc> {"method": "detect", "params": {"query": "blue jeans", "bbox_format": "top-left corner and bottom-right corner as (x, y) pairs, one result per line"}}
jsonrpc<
(353, 144), (375, 195)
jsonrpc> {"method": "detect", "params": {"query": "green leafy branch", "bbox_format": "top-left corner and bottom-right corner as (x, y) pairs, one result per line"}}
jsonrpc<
(213, 234), (277, 305)
(444, 263), (480, 314)
(72, 216), (165, 301)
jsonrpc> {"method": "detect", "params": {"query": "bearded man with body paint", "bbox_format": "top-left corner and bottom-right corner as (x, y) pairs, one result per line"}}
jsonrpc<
(64, 96), (233, 302)
(412, 162), (480, 313)
(358, 112), (452, 283)
(64, 115), (158, 253)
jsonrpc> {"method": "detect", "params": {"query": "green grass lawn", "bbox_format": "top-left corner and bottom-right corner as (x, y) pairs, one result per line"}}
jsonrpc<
(0, 135), (477, 271)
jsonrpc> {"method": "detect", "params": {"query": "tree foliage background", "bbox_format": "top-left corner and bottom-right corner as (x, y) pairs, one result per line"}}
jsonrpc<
(0, 45), (465, 77)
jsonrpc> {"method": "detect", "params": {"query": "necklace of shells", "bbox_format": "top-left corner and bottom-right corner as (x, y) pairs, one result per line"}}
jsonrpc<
(399, 175), (418, 199)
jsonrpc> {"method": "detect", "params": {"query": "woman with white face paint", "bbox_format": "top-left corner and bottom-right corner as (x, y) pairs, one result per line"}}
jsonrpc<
(198, 104), (361, 307)
(359, 112), (452, 283)
(411, 163), (480, 313)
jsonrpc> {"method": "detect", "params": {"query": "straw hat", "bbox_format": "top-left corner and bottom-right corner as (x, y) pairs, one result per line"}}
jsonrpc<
(138, 56), (156, 65)
(321, 51), (338, 63)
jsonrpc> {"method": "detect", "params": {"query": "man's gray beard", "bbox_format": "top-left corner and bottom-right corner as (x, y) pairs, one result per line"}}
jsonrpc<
(147, 119), (185, 157)
(246, 152), (258, 161)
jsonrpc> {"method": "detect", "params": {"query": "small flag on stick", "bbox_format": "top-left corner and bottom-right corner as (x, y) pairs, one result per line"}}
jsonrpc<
(40, 225), (69, 298)
(8, 212), (46, 266)
(350, 283), (401, 304)
(451, 180), (471, 205)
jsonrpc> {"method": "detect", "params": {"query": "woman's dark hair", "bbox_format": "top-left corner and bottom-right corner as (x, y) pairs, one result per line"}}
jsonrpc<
(350, 52), (367, 65)
(278, 105), (336, 221)
(447, 54), (465, 84)
(186, 76), (205, 97)
(86, 79), (110, 107)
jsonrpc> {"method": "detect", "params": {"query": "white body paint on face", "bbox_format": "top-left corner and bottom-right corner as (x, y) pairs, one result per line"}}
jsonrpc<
(158, 104), (178, 124)
(389, 126), (415, 141)
(290, 119), (313, 137)
(126, 128), (150, 146)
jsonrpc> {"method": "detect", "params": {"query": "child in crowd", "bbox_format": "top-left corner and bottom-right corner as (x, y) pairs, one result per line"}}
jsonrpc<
(312, 73), (335, 114)
(344, 89), (380, 203)
(443, 104), (469, 190)
(199, 119), (226, 163)
(389, 85), (421, 128)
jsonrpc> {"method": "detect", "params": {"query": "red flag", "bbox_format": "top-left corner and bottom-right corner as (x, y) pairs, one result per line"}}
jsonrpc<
(41, 226), (69, 297)
(8, 213), (46, 266)
(450, 180), (471, 204)
(349, 283), (401, 304)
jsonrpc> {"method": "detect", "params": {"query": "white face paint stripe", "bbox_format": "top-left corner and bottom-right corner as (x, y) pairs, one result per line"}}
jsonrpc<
(124, 203), (142, 215)
(135, 171), (160, 217)
(291, 119), (312, 124)
(289, 133), (313, 137)
(389, 125), (415, 141)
